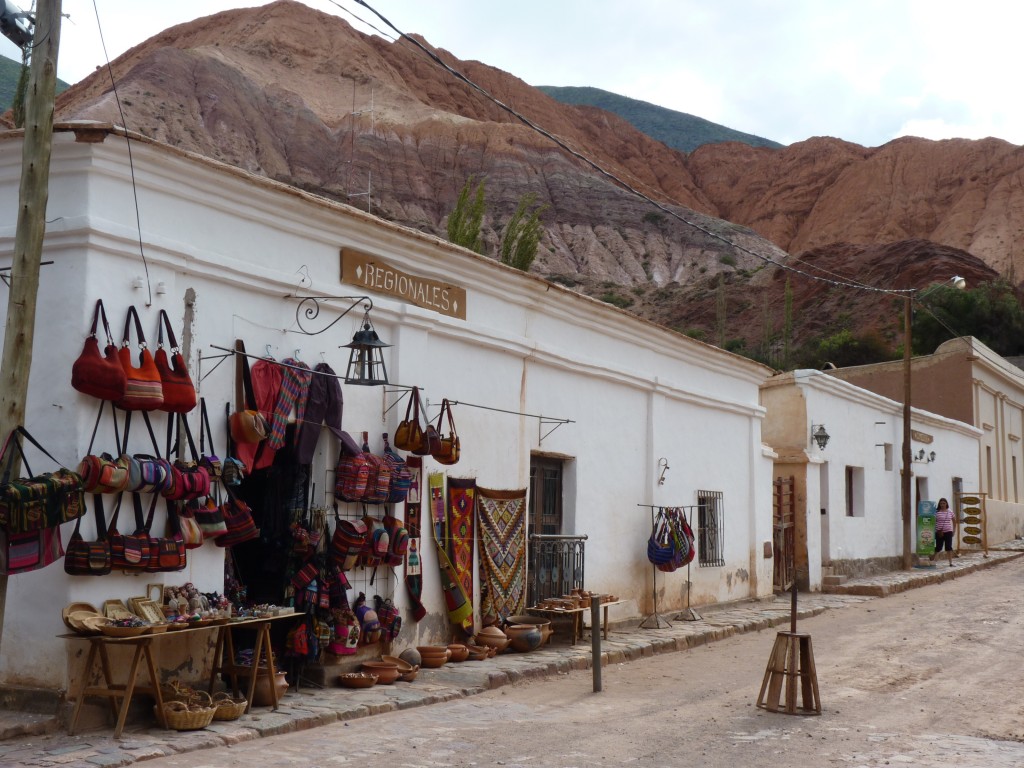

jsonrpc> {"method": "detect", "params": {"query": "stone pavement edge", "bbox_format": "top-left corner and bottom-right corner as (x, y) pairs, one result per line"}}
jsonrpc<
(1, 547), (1020, 768)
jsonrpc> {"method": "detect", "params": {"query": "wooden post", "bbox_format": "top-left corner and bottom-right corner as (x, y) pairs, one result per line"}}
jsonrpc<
(0, 0), (63, 652)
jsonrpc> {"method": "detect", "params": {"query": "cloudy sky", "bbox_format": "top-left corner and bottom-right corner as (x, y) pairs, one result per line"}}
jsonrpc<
(2, 0), (1019, 148)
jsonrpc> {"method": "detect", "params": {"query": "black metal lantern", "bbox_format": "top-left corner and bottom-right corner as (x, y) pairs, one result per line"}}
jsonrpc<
(342, 311), (390, 386)
(811, 424), (830, 450)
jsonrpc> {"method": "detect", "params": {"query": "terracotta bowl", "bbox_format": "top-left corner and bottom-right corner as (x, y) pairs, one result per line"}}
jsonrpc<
(361, 661), (400, 685)
(381, 655), (415, 674)
(338, 672), (377, 689)
(447, 643), (470, 662)
(416, 646), (451, 668)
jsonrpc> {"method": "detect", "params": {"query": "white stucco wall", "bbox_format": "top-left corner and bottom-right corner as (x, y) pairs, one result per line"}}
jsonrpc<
(762, 371), (981, 574)
(0, 128), (776, 690)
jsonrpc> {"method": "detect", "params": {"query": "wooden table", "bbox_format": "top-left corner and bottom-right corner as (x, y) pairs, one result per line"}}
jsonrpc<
(526, 600), (623, 645)
(64, 614), (297, 737)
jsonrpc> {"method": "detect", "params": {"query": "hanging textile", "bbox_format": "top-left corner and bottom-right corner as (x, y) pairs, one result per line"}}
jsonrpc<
(294, 363), (344, 464)
(236, 358), (283, 473)
(446, 477), (476, 633)
(403, 457), (426, 621)
(427, 472), (472, 630)
(476, 487), (527, 621)
(267, 358), (312, 451)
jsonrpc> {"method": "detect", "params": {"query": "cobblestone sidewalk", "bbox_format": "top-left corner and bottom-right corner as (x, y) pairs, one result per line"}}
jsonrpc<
(1, 548), (1019, 768)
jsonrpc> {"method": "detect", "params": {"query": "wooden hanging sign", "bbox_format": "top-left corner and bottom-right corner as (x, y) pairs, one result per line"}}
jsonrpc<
(341, 248), (467, 320)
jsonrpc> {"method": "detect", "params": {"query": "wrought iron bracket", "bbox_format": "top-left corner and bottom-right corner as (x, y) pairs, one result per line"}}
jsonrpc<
(287, 294), (374, 336)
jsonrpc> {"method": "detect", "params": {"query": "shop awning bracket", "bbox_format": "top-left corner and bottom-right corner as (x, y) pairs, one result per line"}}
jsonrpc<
(438, 399), (574, 445)
(285, 294), (374, 336)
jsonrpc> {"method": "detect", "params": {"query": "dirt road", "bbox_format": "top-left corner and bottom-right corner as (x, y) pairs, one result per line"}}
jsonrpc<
(141, 557), (1024, 767)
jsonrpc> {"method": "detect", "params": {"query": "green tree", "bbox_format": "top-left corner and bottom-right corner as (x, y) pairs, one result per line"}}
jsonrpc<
(499, 193), (547, 271)
(12, 53), (29, 129)
(797, 329), (895, 369)
(446, 177), (486, 254)
(912, 278), (1024, 356)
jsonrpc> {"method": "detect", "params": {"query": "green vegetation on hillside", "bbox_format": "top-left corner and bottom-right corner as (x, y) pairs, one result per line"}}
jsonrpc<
(538, 85), (783, 154)
(0, 55), (69, 113)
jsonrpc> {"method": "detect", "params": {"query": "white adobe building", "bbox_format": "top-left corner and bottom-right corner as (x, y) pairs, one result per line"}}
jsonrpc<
(0, 125), (777, 696)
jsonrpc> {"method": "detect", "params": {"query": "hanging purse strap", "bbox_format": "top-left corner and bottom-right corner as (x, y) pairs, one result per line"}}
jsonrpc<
(403, 386), (420, 425)
(121, 409), (163, 458)
(87, 401), (122, 457)
(88, 299), (116, 347)
(0, 425), (70, 482)
(121, 305), (148, 348)
(200, 398), (215, 456)
(234, 340), (258, 411)
(133, 489), (159, 534)
(438, 399), (457, 435)
(156, 309), (181, 351)
(166, 412), (201, 463)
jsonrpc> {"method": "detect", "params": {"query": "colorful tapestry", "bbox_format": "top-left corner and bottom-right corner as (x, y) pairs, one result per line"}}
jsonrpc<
(446, 478), (476, 632)
(477, 487), (527, 621)
(427, 472), (473, 629)
(403, 457), (425, 620)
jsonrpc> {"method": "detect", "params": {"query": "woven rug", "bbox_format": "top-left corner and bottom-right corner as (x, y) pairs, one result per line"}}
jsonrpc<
(476, 487), (527, 621)
(403, 457), (424, 621)
(427, 472), (472, 629)
(446, 477), (477, 632)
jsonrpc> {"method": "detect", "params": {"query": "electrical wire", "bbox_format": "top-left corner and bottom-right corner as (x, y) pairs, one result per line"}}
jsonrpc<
(90, 0), (152, 306)
(349, 0), (913, 298)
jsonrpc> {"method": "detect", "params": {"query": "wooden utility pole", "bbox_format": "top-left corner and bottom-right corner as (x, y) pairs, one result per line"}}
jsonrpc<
(0, 0), (63, 651)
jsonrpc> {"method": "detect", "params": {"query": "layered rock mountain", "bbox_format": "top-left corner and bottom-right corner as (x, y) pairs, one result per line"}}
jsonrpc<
(50, 0), (1013, 357)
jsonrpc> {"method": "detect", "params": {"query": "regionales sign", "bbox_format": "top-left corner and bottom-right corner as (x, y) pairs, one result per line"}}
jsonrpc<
(341, 248), (467, 320)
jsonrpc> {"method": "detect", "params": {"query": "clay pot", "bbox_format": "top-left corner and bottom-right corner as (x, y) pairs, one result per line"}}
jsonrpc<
(398, 648), (422, 668)
(504, 616), (553, 645)
(382, 655), (420, 682)
(361, 660), (401, 685)
(245, 670), (289, 706)
(473, 626), (510, 653)
(505, 624), (544, 653)
(465, 644), (490, 661)
(447, 643), (470, 662)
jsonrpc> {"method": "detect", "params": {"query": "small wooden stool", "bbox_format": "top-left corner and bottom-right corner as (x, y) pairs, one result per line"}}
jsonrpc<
(756, 631), (821, 715)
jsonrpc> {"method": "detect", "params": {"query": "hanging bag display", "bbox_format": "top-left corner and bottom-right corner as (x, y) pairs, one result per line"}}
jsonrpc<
(228, 348), (268, 445)
(393, 386), (425, 452)
(162, 414), (211, 501)
(193, 496), (227, 539)
(76, 402), (131, 495)
(0, 427), (85, 534)
(63, 495), (112, 576)
(0, 526), (63, 576)
(173, 498), (204, 549)
(215, 486), (259, 548)
(71, 299), (128, 402)
(107, 493), (151, 571)
(115, 305), (165, 411)
(431, 398), (460, 465)
(330, 513), (367, 571)
(334, 431), (372, 502)
(381, 433), (412, 503)
(359, 433), (391, 504)
(198, 398), (222, 480)
(154, 309), (197, 414)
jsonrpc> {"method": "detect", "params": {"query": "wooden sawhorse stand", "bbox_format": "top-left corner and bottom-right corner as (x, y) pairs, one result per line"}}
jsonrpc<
(756, 631), (821, 715)
(67, 635), (165, 738)
(208, 618), (280, 713)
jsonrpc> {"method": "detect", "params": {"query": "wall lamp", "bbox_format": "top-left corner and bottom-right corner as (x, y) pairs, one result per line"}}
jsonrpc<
(913, 449), (937, 463)
(290, 294), (390, 386)
(811, 424), (830, 450)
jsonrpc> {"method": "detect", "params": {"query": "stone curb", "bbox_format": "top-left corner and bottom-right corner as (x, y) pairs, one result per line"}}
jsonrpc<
(1, 549), (1020, 767)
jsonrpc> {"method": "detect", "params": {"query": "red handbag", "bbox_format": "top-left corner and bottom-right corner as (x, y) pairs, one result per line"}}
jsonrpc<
(154, 309), (196, 414)
(115, 306), (164, 411)
(71, 299), (127, 402)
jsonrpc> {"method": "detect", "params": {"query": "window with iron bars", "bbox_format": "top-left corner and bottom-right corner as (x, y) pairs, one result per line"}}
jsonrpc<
(696, 490), (725, 567)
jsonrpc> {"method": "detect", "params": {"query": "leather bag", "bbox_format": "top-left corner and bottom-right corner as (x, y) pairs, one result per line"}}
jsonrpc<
(115, 305), (164, 411)
(154, 309), (197, 414)
(71, 299), (128, 402)
(393, 386), (425, 452)
(431, 398), (460, 465)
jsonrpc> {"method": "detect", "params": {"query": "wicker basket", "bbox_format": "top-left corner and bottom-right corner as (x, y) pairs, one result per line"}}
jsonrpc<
(212, 691), (247, 721)
(157, 690), (216, 730)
